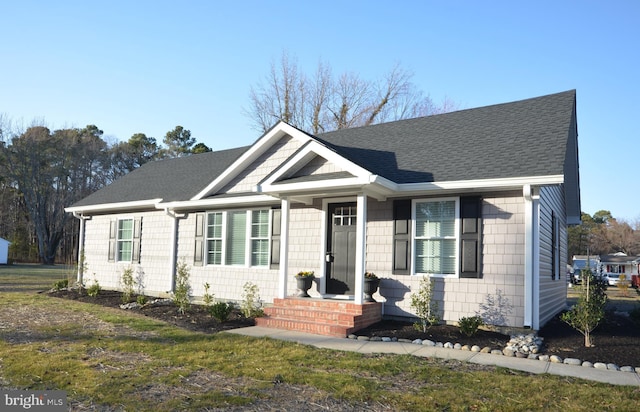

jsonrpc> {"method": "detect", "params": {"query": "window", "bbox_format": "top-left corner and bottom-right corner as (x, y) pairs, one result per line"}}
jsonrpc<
(206, 212), (223, 265)
(251, 210), (269, 266)
(204, 209), (270, 267)
(117, 219), (134, 262)
(413, 199), (458, 276)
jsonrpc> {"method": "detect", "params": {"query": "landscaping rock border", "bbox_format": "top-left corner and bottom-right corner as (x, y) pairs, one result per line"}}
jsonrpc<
(347, 332), (640, 375)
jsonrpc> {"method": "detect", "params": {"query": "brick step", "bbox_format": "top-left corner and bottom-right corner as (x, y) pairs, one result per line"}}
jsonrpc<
(256, 297), (382, 337)
(255, 317), (352, 337)
(263, 306), (359, 326)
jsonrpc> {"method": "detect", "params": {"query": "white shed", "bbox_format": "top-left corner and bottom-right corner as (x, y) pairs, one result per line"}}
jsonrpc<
(0, 237), (10, 264)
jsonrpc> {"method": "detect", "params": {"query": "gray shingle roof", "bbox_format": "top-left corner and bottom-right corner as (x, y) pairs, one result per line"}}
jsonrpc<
(70, 90), (576, 208)
(316, 90), (576, 183)
(70, 146), (249, 207)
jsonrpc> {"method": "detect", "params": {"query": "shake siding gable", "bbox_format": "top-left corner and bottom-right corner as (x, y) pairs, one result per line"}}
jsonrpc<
(220, 135), (302, 194)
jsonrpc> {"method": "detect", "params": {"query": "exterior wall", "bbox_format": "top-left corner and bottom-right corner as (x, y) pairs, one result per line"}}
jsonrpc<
(174, 202), (324, 305)
(221, 135), (302, 193)
(82, 211), (173, 295)
(537, 185), (568, 327)
(364, 193), (526, 328)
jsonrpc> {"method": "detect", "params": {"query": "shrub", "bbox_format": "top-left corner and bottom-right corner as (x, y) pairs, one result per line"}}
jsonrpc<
(241, 282), (263, 318)
(459, 315), (483, 337)
(209, 301), (234, 322)
(172, 260), (192, 314)
(87, 280), (101, 297)
(120, 266), (135, 304)
(52, 279), (69, 291)
(410, 276), (440, 332)
(136, 295), (148, 306)
(561, 269), (607, 347)
(203, 282), (215, 308)
(618, 274), (630, 296)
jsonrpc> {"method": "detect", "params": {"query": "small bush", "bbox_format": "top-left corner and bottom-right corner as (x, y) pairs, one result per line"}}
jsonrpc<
(410, 276), (440, 332)
(172, 260), (192, 314)
(209, 301), (233, 322)
(203, 282), (215, 308)
(459, 315), (483, 337)
(136, 295), (148, 306)
(241, 282), (264, 318)
(52, 279), (69, 291)
(618, 274), (630, 296)
(120, 266), (135, 303)
(87, 280), (101, 297)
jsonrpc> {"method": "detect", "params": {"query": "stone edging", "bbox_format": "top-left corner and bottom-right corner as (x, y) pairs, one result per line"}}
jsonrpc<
(347, 333), (640, 375)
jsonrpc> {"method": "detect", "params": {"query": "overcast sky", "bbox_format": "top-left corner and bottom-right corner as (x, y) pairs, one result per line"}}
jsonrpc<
(2, 0), (639, 221)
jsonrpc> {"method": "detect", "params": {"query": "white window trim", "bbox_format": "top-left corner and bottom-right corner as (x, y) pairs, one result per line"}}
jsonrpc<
(205, 209), (271, 268)
(116, 217), (134, 262)
(411, 197), (460, 278)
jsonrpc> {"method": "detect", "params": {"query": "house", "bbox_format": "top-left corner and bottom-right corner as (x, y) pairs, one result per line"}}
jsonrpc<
(599, 252), (640, 285)
(66, 90), (580, 335)
(0, 237), (10, 264)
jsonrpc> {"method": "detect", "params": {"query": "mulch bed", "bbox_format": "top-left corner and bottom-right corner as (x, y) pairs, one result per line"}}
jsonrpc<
(48, 288), (640, 368)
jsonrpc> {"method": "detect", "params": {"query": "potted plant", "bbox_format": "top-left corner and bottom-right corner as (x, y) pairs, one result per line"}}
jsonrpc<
(364, 272), (380, 302)
(295, 271), (314, 297)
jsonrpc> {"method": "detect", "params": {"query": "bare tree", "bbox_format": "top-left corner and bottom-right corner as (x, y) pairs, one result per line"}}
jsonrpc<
(245, 52), (458, 134)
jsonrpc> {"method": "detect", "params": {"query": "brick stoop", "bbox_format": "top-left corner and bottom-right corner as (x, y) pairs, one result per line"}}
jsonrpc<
(255, 297), (383, 337)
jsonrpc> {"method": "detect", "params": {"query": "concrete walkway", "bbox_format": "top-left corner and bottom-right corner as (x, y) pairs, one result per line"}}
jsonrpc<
(226, 326), (640, 387)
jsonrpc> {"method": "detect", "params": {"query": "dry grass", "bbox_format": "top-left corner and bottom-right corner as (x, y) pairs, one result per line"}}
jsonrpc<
(1, 266), (640, 411)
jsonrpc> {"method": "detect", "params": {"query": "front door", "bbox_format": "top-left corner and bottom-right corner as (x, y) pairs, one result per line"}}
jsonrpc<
(326, 202), (357, 294)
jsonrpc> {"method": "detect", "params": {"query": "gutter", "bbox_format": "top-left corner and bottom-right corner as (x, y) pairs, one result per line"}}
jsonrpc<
(164, 208), (186, 292)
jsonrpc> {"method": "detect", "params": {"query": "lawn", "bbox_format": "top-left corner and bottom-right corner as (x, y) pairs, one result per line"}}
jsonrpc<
(1, 265), (639, 411)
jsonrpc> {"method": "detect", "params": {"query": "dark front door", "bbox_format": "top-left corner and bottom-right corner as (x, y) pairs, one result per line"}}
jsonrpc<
(326, 202), (357, 294)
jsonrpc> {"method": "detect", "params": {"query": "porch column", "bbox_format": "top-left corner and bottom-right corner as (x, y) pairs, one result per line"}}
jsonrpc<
(277, 197), (290, 299)
(354, 193), (367, 304)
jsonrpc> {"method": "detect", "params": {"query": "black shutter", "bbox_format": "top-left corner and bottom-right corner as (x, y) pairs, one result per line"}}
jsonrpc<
(108, 219), (117, 262)
(270, 208), (281, 269)
(393, 199), (411, 275)
(459, 196), (482, 278)
(132, 217), (142, 263)
(194, 213), (205, 266)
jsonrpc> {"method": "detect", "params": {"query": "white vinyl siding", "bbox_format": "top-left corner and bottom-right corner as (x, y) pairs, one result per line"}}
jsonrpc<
(413, 199), (458, 276)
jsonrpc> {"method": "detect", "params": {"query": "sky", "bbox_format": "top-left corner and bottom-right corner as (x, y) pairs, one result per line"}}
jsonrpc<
(1, 0), (639, 222)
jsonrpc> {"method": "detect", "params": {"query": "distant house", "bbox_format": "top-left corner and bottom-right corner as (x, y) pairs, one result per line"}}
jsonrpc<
(600, 252), (640, 281)
(66, 90), (580, 335)
(0, 238), (10, 265)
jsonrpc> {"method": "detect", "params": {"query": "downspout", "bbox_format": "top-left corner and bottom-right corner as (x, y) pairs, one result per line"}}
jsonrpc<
(72, 211), (91, 286)
(165, 208), (186, 292)
(523, 185), (540, 329)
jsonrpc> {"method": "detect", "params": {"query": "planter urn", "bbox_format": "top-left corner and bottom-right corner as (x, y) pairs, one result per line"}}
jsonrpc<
(363, 277), (380, 302)
(295, 275), (314, 297)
